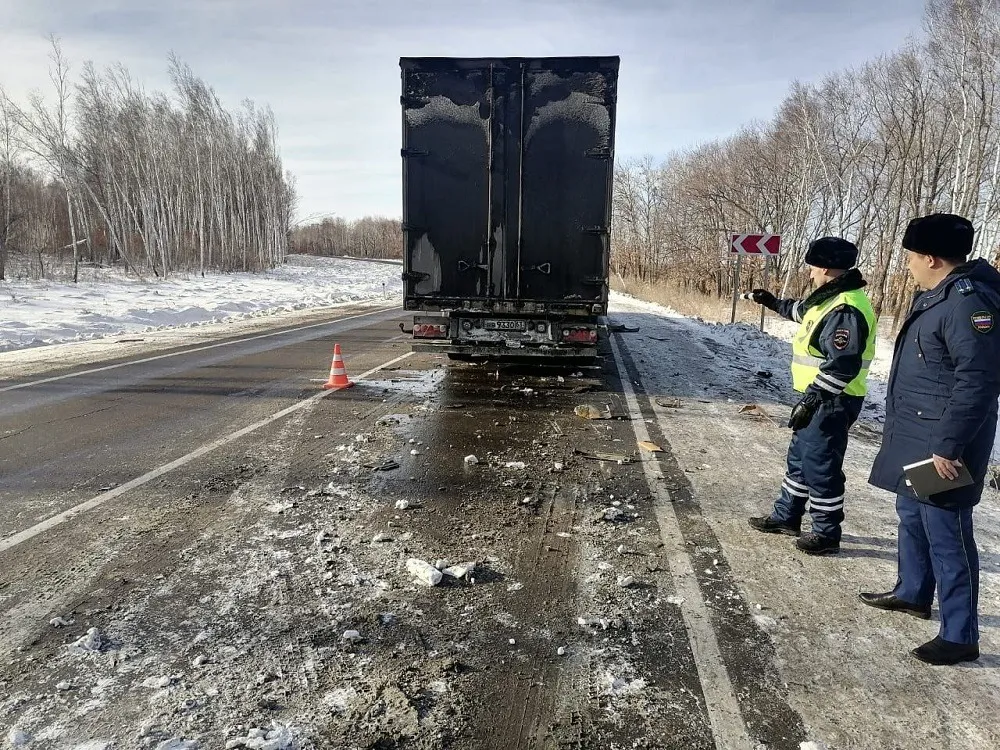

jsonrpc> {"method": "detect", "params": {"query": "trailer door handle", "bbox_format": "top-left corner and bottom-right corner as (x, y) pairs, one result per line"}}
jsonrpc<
(527, 263), (551, 274)
(458, 260), (488, 273)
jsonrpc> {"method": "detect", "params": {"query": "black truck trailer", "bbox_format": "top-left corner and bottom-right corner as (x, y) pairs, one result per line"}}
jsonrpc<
(399, 56), (620, 359)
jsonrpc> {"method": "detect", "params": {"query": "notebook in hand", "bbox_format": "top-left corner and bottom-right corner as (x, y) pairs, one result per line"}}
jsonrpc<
(902, 457), (974, 499)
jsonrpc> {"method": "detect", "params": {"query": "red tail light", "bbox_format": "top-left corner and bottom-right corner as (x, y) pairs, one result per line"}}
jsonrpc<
(413, 323), (449, 338)
(562, 328), (598, 344)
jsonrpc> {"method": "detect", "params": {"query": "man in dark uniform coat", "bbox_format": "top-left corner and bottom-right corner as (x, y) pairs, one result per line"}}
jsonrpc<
(861, 213), (1000, 665)
(745, 238), (877, 555)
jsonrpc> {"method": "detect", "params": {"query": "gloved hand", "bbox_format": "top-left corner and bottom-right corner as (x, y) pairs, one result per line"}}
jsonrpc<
(745, 289), (778, 311)
(788, 391), (824, 431)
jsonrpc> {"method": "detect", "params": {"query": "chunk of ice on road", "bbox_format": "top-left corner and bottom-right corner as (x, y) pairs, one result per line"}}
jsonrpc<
(617, 576), (635, 588)
(406, 558), (443, 587)
(342, 630), (362, 643)
(666, 595), (685, 606)
(7, 727), (30, 747)
(606, 674), (647, 695)
(224, 722), (294, 750)
(505, 461), (526, 470)
(464, 454), (479, 465)
(56, 680), (73, 691)
(69, 627), (104, 655)
(49, 616), (73, 628)
(323, 687), (358, 713)
(395, 499), (411, 510)
(155, 740), (199, 750)
(754, 614), (779, 630)
(800, 743), (830, 750)
(443, 563), (475, 579)
(143, 675), (174, 689)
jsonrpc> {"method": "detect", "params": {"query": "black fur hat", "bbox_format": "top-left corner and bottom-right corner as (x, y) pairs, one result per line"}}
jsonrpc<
(902, 213), (974, 258)
(804, 237), (859, 270)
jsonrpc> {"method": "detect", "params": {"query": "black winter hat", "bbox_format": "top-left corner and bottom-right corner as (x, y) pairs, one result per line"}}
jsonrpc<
(902, 213), (974, 259)
(804, 237), (859, 270)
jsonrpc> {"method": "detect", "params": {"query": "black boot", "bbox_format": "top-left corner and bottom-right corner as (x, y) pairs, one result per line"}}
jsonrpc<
(910, 636), (979, 665)
(748, 516), (800, 536)
(858, 592), (931, 620)
(795, 532), (839, 555)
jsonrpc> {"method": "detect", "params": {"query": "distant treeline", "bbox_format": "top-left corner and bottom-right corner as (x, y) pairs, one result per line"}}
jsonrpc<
(290, 216), (402, 260)
(0, 40), (295, 281)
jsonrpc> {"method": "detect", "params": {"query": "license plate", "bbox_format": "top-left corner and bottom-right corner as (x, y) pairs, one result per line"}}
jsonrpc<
(484, 319), (527, 331)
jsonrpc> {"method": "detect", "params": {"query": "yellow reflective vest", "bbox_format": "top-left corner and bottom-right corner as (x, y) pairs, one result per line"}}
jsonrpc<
(791, 289), (876, 396)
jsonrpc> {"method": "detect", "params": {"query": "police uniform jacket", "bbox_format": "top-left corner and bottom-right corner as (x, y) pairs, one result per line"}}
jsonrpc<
(773, 269), (873, 399)
(869, 259), (1000, 508)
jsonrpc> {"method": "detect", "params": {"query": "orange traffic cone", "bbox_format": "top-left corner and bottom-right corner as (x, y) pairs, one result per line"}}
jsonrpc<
(322, 344), (354, 390)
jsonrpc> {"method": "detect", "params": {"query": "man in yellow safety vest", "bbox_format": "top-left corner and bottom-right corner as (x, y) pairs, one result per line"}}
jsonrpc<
(744, 237), (877, 555)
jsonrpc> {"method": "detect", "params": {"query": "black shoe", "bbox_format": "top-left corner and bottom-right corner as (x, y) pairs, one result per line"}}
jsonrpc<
(858, 592), (931, 620)
(910, 636), (979, 665)
(795, 533), (839, 555)
(748, 516), (800, 536)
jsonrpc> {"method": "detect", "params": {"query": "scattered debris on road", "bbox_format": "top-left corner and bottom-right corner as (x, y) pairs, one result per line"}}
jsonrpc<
(406, 558), (444, 586)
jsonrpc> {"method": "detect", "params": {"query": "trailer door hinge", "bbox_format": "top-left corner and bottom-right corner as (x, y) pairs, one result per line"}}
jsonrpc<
(583, 276), (605, 286)
(458, 260), (488, 273)
(583, 226), (609, 235)
(402, 271), (429, 282)
(401, 148), (429, 158)
(585, 148), (611, 159)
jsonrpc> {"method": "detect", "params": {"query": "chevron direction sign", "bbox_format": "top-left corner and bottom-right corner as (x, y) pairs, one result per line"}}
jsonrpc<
(730, 233), (781, 255)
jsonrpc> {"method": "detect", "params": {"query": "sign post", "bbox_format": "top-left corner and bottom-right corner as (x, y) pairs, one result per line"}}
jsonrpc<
(729, 254), (742, 324)
(729, 233), (782, 328)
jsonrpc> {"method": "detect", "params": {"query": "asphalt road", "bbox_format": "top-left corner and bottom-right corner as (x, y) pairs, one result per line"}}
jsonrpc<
(0, 305), (807, 750)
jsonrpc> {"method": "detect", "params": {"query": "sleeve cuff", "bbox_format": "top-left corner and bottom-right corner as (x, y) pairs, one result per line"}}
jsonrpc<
(812, 372), (849, 395)
(930, 438), (962, 461)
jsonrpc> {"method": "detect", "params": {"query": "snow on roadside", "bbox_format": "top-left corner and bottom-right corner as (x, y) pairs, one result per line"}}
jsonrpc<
(609, 291), (999, 464)
(0, 255), (402, 352)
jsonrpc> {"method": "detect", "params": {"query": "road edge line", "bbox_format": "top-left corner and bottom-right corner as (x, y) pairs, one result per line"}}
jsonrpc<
(608, 332), (755, 750)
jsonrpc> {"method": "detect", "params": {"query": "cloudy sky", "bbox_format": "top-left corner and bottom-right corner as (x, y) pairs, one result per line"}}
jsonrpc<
(1, 0), (926, 223)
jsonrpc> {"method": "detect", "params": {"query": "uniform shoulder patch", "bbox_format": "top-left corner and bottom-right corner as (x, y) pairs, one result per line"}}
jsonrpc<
(833, 328), (851, 350)
(956, 278), (975, 295)
(971, 310), (995, 334)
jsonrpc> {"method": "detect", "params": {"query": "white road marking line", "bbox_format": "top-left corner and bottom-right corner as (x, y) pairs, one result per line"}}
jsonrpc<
(0, 306), (401, 393)
(0, 351), (414, 554)
(609, 333), (754, 749)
